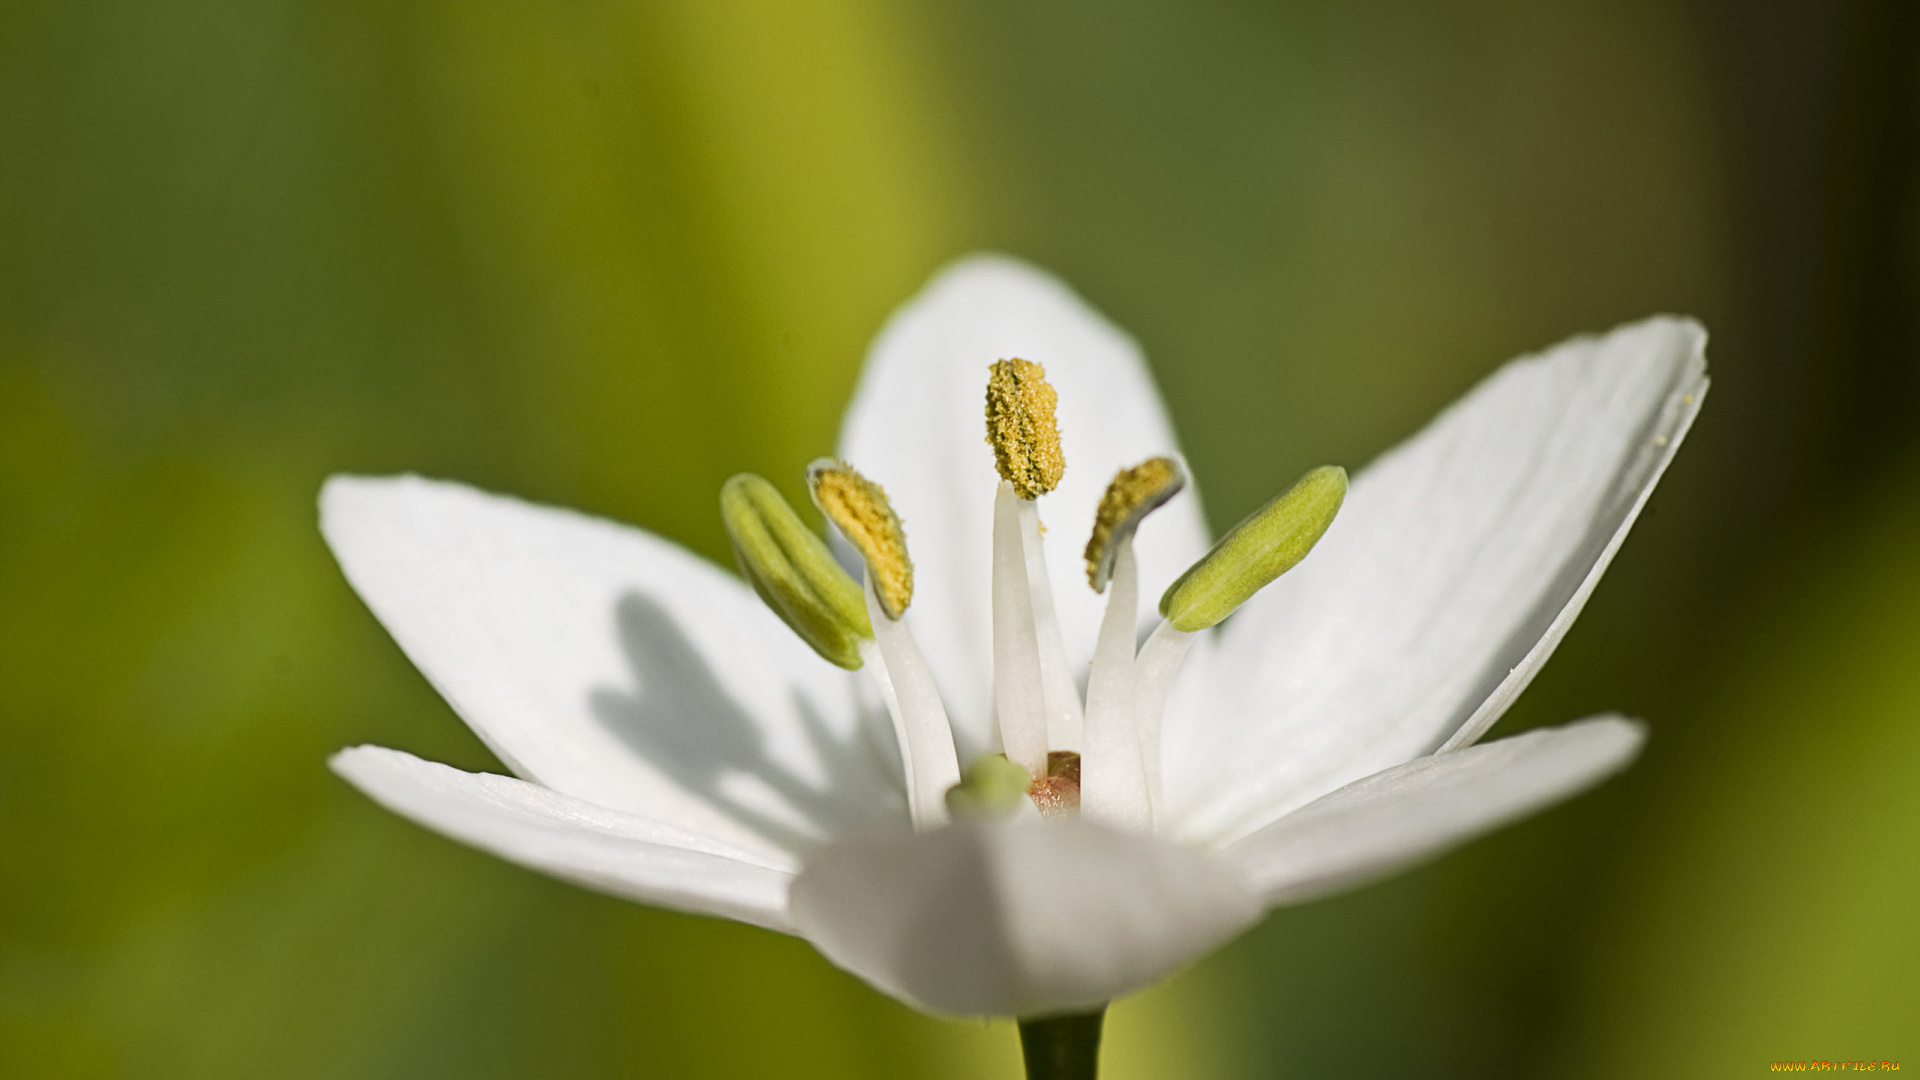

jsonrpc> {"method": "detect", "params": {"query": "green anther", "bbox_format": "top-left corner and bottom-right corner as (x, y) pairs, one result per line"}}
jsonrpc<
(720, 473), (872, 669)
(944, 753), (1034, 820)
(1159, 465), (1347, 632)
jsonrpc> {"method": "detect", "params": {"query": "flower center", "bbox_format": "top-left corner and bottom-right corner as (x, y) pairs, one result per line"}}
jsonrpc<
(718, 360), (1348, 835)
(1028, 751), (1082, 820)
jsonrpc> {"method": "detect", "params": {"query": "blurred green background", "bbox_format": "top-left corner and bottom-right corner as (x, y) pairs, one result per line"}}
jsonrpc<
(3, 0), (1916, 1075)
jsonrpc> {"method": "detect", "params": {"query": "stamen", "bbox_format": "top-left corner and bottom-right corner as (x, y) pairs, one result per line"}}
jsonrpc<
(1131, 467), (1343, 804)
(1160, 465), (1347, 632)
(807, 459), (913, 619)
(984, 358), (1066, 500)
(860, 571), (960, 830)
(719, 473), (871, 669)
(1078, 457), (1185, 830)
(799, 459), (956, 830)
(992, 480), (1051, 778)
(981, 359), (1080, 751)
(1083, 456), (1186, 592)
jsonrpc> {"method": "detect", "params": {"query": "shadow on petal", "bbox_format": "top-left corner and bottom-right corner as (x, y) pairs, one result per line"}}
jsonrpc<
(589, 592), (905, 858)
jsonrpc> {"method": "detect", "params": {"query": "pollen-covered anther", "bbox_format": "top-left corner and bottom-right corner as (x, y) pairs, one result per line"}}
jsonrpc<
(807, 458), (914, 620)
(984, 358), (1066, 499)
(1084, 456), (1186, 592)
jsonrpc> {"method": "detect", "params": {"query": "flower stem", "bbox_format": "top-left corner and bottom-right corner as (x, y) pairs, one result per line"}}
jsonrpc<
(1018, 1008), (1106, 1080)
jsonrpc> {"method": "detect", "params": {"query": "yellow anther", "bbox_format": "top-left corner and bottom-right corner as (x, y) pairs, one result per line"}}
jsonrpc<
(984, 358), (1066, 499)
(807, 458), (914, 620)
(1083, 456), (1186, 592)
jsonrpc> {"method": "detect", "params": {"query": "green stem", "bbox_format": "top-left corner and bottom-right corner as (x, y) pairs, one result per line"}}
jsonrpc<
(1017, 1008), (1107, 1080)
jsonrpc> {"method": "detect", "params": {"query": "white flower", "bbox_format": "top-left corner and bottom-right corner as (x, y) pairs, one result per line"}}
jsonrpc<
(322, 255), (1706, 1019)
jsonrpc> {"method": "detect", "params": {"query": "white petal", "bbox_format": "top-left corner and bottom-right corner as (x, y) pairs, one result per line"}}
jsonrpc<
(332, 745), (798, 932)
(1222, 716), (1643, 905)
(789, 819), (1259, 1017)
(838, 255), (1211, 757)
(321, 474), (903, 863)
(1170, 317), (1704, 842)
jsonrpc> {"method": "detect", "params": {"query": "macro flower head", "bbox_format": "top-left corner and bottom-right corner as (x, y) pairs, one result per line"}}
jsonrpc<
(324, 255), (1706, 1028)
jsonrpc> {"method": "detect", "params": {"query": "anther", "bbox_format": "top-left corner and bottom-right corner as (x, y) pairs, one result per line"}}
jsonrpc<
(984, 358), (1066, 499)
(1084, 456), (1187, 592)
(807, 459), (913, 620)
(1159, 465), (1347, 632)
(719, 474), (872, 669)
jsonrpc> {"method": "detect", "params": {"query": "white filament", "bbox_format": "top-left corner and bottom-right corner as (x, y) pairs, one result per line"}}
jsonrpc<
(1017, 498), (1084, 752)
(1082, 539), (1151, 831)
(992, 480), (1050, 777)
(855, 636), (916, 821)
(861, 574), (960, 830)
(856, 636), (904, 739)
(1133, 619), (1197, 810)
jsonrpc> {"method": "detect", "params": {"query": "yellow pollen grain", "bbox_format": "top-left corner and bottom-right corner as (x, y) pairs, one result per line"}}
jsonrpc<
(807, 459), (914, 619)
(984, 358), (1066, 499)
(1083, 456), (1185, 591)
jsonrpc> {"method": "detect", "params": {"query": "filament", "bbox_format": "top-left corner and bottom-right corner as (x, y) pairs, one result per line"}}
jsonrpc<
(992, 481), (1051, 777)
(1081, 539), (1151, 830)
(860, 574), (960, 829)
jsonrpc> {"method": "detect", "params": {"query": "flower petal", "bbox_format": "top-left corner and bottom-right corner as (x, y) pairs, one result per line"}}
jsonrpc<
(332, 745), (798, 931)
(321, 474), (904, 863)
(1170, 317), (1704, 842)
(837, 256), (1211, 757)
(788, 819), (1259, 1017)
(1222, 716), (1643, 905)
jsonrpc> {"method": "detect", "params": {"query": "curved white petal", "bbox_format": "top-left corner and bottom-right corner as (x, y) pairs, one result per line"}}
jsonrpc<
(332, 746), (798, 932)
(789, 818), (1258, 1017)
(1222, 716), (1643, 905)
(838, 256), (1211, 756)
(1170, 317), (1705, 843)
(321, 474), (904, 863)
